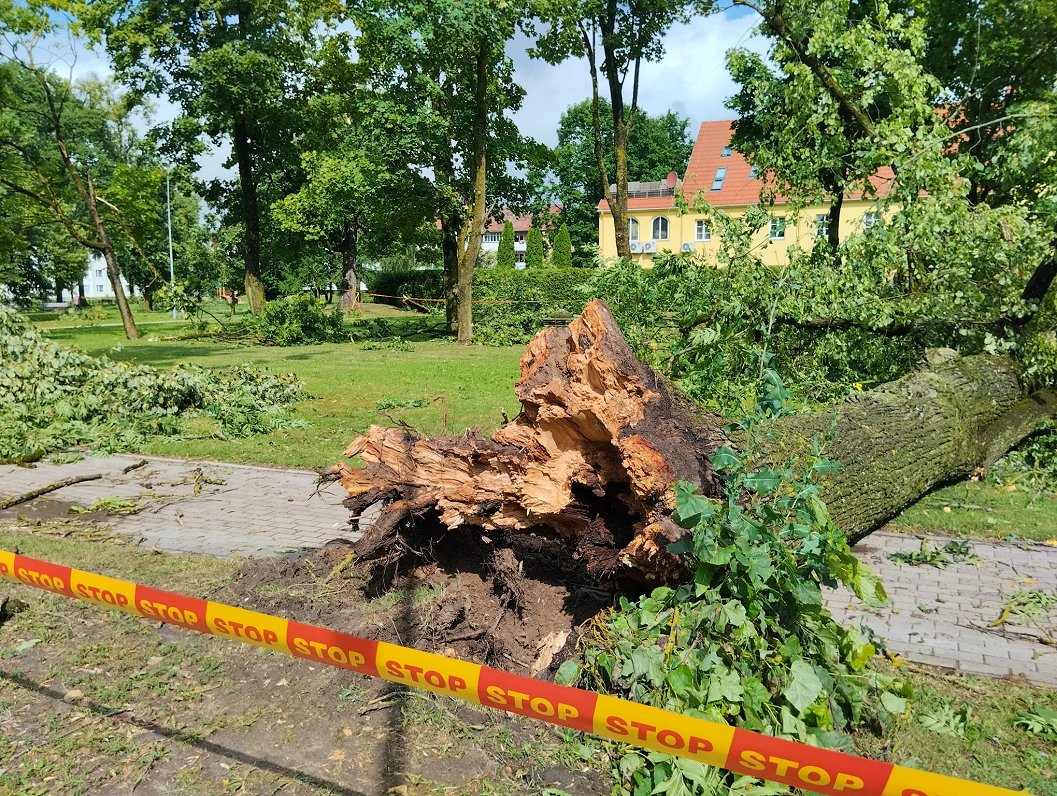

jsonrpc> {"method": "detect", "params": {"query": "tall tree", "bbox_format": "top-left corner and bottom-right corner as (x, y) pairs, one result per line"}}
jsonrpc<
(0, 51), (143, 337)
(496, 221), (516, 270)
(525, 227), (544, 269)
(271, 35), (433, 310)
(553, 99), (694, 264)
(551, 223), (573, 269)
(533, 0), (713, 260)
(79, 0), (338, 314)
(354, 0), (535, 343)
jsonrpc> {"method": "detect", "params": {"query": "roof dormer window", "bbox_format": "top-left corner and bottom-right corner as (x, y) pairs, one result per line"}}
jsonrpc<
(721, 145), (732, 158)
(711, 167), (727, 191)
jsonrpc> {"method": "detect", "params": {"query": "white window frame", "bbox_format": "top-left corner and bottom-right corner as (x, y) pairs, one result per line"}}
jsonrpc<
(769, 217), (787, 240)
(863, 211), (882, 229)
(710, 167), (727, 192)
(483, 232), (501, 243)
(628, 218), (639, 242)
(652, 216), (669, 241)
(695, 220), (711, 241)
(815, 214), (830, 240)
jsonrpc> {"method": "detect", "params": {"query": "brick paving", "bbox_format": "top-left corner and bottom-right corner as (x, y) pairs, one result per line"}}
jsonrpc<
(825, 531), (1057, 687)
(2, 455), (1056, 686)
(0, 454), (355, 557)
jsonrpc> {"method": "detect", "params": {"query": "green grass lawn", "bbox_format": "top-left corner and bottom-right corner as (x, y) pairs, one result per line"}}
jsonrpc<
(887, 481), (1057, 543)
(41, 319), (523, 470)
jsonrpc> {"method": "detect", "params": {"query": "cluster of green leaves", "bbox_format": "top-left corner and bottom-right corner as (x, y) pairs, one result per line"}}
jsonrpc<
(888, 539), (979, 568)
(472, 268), (594, 345)
(0, 306), (307, 463)
(1013, 707), (1057, 739)
(989, 421), (1057, 495)
(1001, 590), (1057, 627)
(251, 295), (346, 347)
(560, 367), (908, 795)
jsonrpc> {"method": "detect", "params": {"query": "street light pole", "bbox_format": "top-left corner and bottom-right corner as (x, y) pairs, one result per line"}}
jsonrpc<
(166, 169), (176, 320)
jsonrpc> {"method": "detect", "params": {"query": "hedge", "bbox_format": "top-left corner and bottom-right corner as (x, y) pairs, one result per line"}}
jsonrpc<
(363, 268), (598, 344)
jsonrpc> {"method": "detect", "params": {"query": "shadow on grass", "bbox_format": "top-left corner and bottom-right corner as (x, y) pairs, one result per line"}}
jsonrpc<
(0, 669), (369, 796)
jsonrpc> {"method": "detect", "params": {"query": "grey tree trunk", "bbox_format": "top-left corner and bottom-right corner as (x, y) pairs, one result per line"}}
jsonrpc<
(749, 354), (1057, 544)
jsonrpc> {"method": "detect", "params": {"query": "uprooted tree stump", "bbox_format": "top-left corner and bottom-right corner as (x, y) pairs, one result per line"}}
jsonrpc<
(323, 299), (1057, 584)
(324, 300), (729, 584)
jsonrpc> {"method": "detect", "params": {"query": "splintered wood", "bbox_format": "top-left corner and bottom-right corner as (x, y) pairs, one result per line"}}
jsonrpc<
(325, 300), (728, 582)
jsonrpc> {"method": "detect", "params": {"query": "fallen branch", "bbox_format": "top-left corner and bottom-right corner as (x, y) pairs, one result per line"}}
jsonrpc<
(0, 473), (104, 510)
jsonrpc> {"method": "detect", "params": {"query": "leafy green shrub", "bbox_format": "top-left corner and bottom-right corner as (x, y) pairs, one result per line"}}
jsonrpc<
(559, 368), (908, 794)
(364, 269), (445, 307)
(0, 306), (307, 463)
(253, 295), (346, 346)
(989, 420), (1057, 494)
(472, 268), (595, 345)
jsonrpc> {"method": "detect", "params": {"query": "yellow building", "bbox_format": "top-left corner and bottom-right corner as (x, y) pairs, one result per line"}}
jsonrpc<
(597, 120), (892, 266)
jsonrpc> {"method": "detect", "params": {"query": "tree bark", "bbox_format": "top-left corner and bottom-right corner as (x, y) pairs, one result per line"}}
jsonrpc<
(326, 302), (1056, 583)
(749, 352), (1057, 544)
(455, 42), (490, 345)
(85, 174), (139, 340)
(339, 217), (360, 312)
(232, 116), (265, 315)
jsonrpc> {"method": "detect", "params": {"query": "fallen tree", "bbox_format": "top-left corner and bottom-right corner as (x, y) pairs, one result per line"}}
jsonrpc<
(325, 300), (1056, 582)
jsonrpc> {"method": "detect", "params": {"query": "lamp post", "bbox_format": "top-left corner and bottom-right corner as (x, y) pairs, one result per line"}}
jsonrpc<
(166, 169), (176, 320)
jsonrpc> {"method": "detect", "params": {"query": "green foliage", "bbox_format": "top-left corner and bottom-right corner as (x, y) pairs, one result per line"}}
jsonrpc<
(889, 539), (980, 568)
(364, 270), (445, 307)
(496, 221), (516, 271)
(252, 295), (346, 346)
(525, 227), (544, 269)
(1001, 590), (1057, 626)
(989, 421), (1057, 495)
(567, 367), (905, 794)
(1013, 707), (1057, 739)
(551, 224), (573, 270)
(472, 268), (594, 345)
(0, 306), (307, 463)
(916, 701), (972, 738)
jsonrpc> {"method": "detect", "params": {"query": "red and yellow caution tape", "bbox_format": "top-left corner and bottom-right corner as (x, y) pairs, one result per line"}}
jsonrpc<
(0, 549), (1023, 796)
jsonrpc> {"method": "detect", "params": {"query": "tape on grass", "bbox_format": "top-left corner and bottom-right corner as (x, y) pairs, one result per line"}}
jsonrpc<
(0, 550), (1023, 796)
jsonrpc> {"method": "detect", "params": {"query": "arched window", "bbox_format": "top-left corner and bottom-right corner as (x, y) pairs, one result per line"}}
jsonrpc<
(628, 218), (640, 242)
(652, 216), (669, 241)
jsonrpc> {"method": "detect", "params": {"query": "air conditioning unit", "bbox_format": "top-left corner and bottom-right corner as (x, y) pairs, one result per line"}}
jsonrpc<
(643, 241), (657, 253)
(629, 242), (643, 253)
(680, 242), (695, 253)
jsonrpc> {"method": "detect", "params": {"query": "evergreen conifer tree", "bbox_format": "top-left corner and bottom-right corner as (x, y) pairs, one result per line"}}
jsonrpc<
(496, 220), (516, 269)
(525, 227), (544, 268)
(551, 224), (572, 269)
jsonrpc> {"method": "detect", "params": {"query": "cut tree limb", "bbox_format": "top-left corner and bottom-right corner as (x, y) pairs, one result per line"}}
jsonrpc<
(0, 473), (104, 510)
(326, 300), (1056, 582)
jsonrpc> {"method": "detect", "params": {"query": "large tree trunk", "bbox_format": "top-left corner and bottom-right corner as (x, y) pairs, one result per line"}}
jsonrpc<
(751, 352), (1057, 544)
(325, 301), (1056, 583)
(338, 218), (360, 312)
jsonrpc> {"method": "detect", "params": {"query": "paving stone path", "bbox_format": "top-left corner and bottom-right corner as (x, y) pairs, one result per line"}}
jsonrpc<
(2, 454), (1055, 686)
(0, 454), (354, 557)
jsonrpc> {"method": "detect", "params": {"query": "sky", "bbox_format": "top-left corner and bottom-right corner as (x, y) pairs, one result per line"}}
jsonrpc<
(56, 7), (765, 183)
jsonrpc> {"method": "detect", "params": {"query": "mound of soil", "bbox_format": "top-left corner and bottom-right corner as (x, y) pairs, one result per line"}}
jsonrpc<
(226, 528), (614, 678)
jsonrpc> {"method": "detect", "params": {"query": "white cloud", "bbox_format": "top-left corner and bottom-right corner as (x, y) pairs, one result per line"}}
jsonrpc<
(34, 8), (767, 185)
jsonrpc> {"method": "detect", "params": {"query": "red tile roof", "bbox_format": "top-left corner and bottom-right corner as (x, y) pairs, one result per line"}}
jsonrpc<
(599, 120), (895, 211)
(484, 205), (562, 233)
